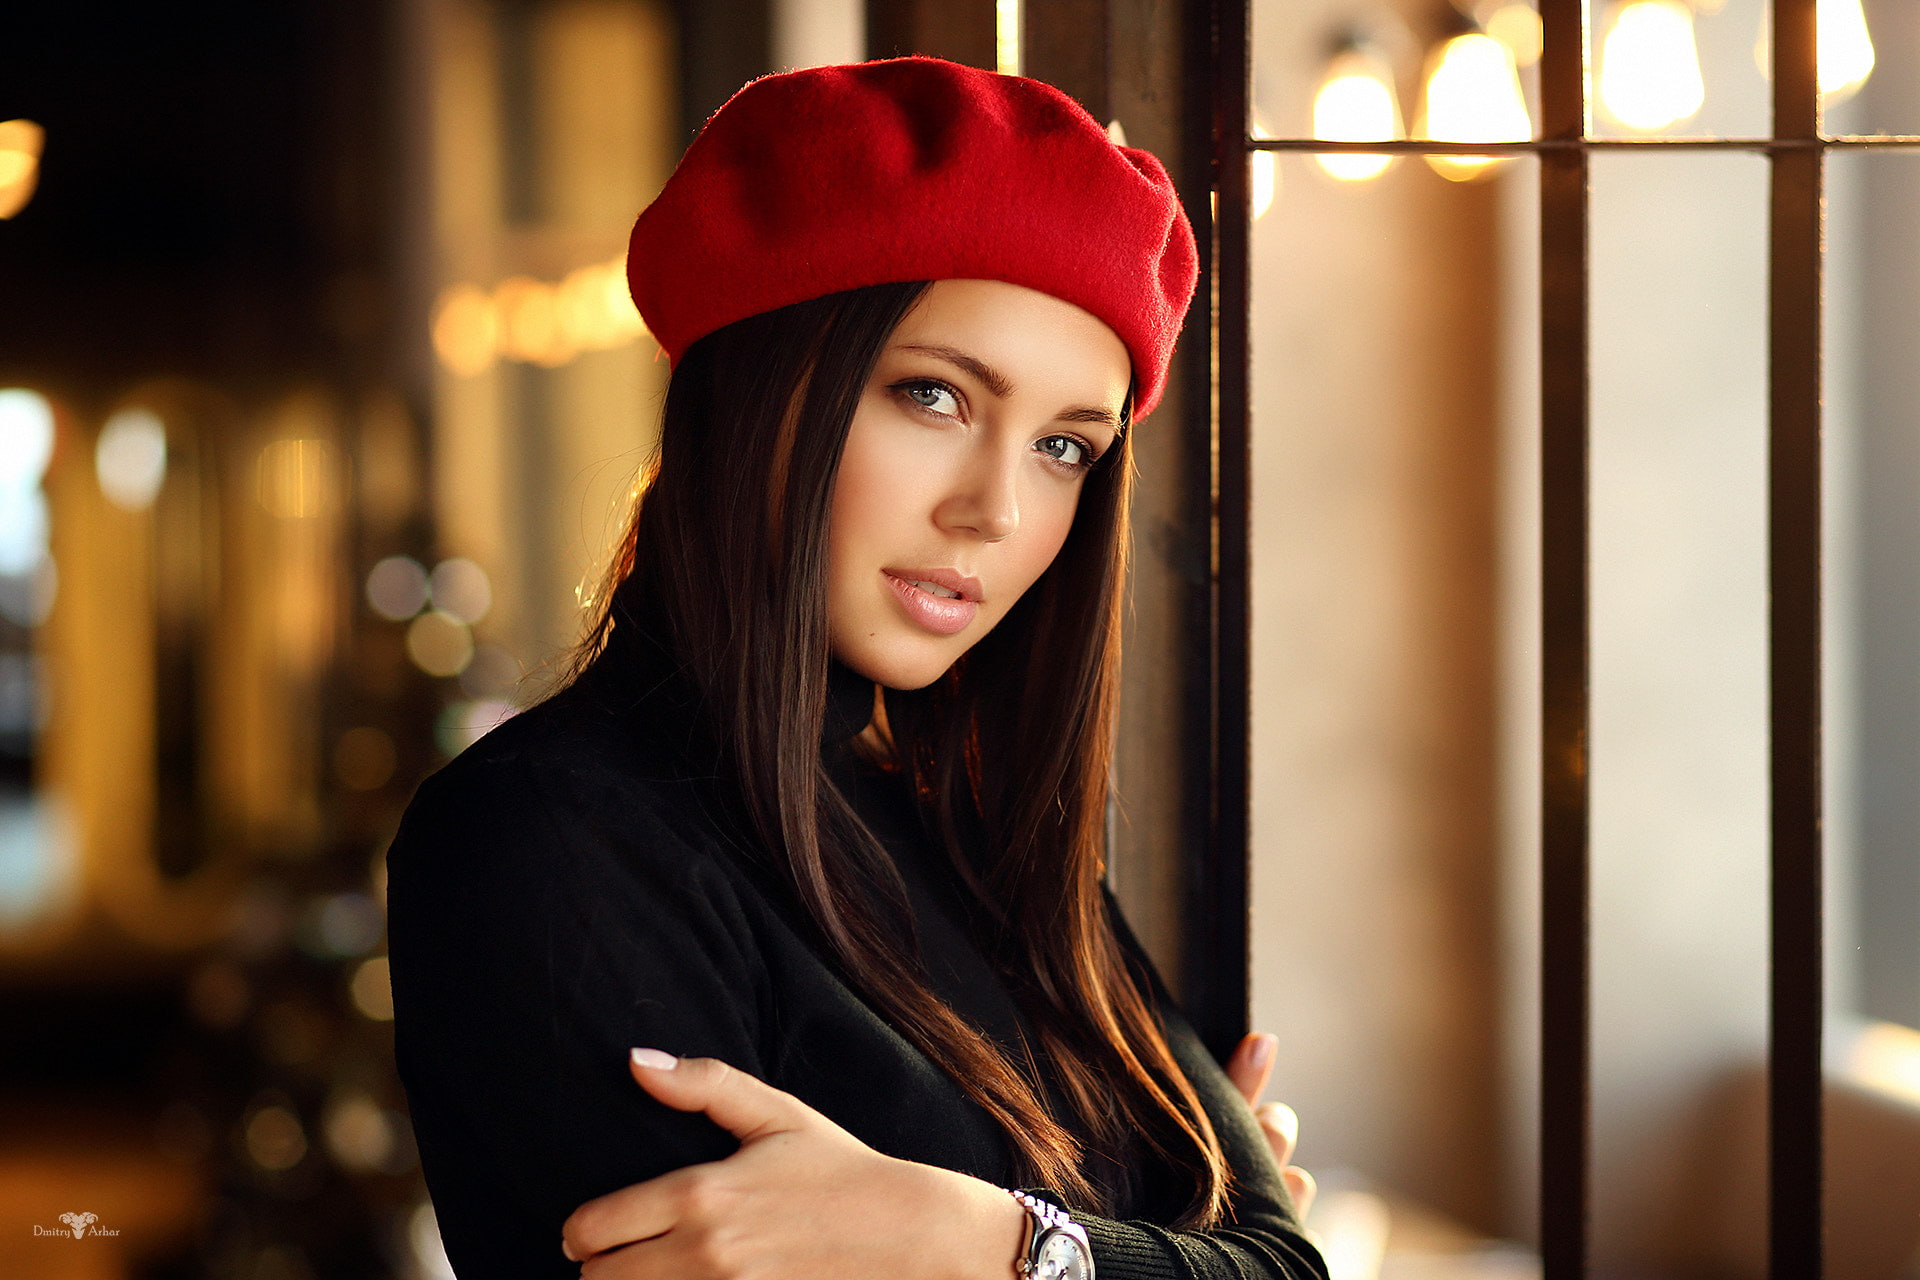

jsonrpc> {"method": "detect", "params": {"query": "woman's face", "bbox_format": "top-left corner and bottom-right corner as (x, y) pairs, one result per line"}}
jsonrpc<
(826, 278), (1131, 690)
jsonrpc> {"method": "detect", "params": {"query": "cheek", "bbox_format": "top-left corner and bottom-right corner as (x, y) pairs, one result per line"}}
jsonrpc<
(827, 419), (906, 568)
(1005, 482), (1081, 596)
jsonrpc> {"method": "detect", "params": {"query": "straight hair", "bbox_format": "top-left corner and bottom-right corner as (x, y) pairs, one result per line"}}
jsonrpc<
(571, 281), (1230, 1226)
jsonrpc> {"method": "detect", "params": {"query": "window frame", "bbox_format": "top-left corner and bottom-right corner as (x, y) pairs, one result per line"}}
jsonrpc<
(1200, 0), (1920, 1271)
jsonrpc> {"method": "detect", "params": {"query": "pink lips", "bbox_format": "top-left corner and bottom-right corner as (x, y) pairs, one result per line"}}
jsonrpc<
(883, 570), (981, 636)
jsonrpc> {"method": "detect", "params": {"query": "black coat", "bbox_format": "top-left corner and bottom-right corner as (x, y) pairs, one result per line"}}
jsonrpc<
(387, 656), (1324, 1279)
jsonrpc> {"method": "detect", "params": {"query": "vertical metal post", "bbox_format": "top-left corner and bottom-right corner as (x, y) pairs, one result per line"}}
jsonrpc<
(1186, 0), (1253, 1059)
(1022, 0), (1111, 120)
(1536, 2), (1590, 1275)
(1769, 0), (1825, 1274)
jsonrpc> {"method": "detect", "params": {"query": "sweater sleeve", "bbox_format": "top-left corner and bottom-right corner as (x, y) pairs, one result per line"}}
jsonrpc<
(386, 739), (769, 1280)
(1072, 893), (1330, 1280)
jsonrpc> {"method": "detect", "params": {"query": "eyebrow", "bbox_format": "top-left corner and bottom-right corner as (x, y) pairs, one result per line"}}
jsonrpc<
(897, 343), (1125, 431)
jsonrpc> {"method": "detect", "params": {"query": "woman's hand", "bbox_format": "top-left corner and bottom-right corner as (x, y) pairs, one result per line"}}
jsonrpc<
(1224, 1032), (1318, 1221)
(560, 1049), (1027, 1280)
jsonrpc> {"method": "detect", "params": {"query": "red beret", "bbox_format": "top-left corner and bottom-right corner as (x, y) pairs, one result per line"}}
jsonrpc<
(626, 57), (1199, 419)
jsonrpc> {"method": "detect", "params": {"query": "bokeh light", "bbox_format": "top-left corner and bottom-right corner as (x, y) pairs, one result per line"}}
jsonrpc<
(433, 253), (647, 375)
(244, 1103), (309, 1172)
(0, 488), (48, 577)
(495, 276), (573, 367)
(365, 555), (429, 621)
(0, 119), (44, 220)
(431, 284), (499, 377)
(349, 955), (394, 1021)
(323, 1093), (396, 1172)
(406, 610), (474, 678)
(0, 388), (54, 490)
(436, 698), (515, 756)
(95, 407), (169, 511)
(1420, 33), (1531, 182)
(297, 891), (385, 959)
(0, 556), (54, 628)
(428, 557), (491, 624)
(0, 793), (76, 928)
(1599, 1), (1706, 133)
(458, 644), (520, 700)
(1484, 2), (1543, 68)
(1313, 49), (1402, 182)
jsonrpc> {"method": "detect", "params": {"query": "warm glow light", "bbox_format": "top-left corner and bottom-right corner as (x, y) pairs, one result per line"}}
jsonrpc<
(95, 408), (168, 511)
(995, 0), (1021, 76)
(256, 438), (337, 520)
(1251, 150), (1278, 218)
(406, 609), (474, 678)
(431, 284), (498, 376)
(0, 120), (44, 220)
(556, 258), (647, 353)
(433, 253), (647, 375)
(324, 1093), (397, 1172)
(428, 557), (491, 625)
(366, 555), (430, 621)
(1843, 1020), (1920, 1107)
(1818, 0), (1876, 102)
(1313, 49), (1402, 183)
(437, 698), (516, 755)
(245, 1105), (308, 1171)
(494, 276), (575, 367)
(1754, 0), (1878, 104)
(1420, 33), (1532, 182)
(350, 955), (395, 1021)
(0, 389), (54, 491)
(1247, 115), (1280, 218)
(1485, 3), (1543, 67)
(1600, 1), (1706, 132)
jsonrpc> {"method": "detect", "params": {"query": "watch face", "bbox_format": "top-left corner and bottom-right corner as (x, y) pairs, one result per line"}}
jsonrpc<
(1034, 1228), (1092, 1280)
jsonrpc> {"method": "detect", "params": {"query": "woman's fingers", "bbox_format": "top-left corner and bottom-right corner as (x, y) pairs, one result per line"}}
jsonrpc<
(1223, 1032), (1277, 1106)
(626, 1049), (819, 1144)
(1252, 1101), (1317, 1223)
(1284, 1164), (1317, 1221)
(563, 1164), (700, 1262)
(1255, 1100), (1299, 1166)
(561, 1050), (864, 1265)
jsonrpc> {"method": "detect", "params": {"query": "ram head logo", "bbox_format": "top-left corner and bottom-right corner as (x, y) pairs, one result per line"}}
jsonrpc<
(58, 1211), (98, 1239)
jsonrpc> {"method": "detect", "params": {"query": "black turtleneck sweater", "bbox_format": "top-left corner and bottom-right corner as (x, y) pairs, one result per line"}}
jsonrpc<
(386, 659), (1325, 1280)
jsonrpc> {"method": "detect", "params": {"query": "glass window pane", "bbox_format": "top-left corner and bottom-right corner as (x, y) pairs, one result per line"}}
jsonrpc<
(1587, 149), (1770, 1271)
(1249, 144), (1528, 1262)
(1589, 0), (1771, 139)
(1825, 144), (1920, 1280)
(1828, 151), (1920, 1029)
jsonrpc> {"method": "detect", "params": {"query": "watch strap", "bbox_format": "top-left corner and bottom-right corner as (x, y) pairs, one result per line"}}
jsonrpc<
(1008, 1189), (1094, 1279)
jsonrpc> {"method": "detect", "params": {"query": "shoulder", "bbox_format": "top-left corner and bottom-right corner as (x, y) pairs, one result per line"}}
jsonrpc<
(387, 679), (754, 924)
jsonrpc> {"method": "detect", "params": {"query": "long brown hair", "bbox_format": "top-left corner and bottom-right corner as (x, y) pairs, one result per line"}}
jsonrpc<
(572, 281), (1230, 1225)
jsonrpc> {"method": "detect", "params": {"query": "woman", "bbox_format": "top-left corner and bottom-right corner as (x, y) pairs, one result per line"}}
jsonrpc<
(388, 57), (1325, 1280)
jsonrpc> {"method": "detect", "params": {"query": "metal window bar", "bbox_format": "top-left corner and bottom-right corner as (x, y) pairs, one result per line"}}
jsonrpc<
(1203, 0), (1920, 1273)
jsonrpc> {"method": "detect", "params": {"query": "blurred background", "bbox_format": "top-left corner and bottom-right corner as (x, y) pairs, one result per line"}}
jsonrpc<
(1, 1), (1916, 1278)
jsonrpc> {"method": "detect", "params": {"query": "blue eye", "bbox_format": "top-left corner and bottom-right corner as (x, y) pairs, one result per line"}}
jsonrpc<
(1036, 434), (1093, 469)
(895, 379), (960, 417)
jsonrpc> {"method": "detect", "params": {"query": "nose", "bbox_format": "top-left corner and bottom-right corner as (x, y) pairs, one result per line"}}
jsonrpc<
(935, 446), (1020, 542)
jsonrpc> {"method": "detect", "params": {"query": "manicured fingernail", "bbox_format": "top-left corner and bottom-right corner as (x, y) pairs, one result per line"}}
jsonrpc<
(1250, 1033), (1276, 1070)
(561, 1238), (578, 1262)
(631, 1047), (678, 1070)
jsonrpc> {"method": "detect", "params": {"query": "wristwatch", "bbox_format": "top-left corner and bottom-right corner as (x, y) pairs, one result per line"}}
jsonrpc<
(1009, 1190), (1095, 1280)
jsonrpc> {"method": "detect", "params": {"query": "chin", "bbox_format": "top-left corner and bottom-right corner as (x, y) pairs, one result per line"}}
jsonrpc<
(834, 639), (963, 691)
